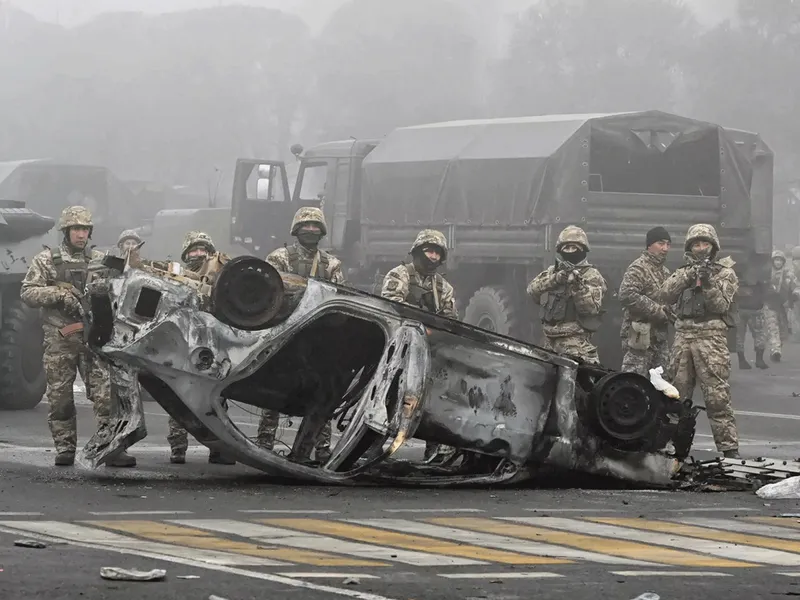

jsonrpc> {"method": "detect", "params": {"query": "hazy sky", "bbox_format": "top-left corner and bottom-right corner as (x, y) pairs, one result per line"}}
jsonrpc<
(5, 0), (739, 30)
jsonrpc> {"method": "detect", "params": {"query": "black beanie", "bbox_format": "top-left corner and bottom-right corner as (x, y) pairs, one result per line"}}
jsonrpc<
(646, 226), (671, 248)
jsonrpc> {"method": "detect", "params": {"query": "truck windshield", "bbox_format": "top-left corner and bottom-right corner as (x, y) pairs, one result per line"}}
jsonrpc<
(297, 163), (328, 203)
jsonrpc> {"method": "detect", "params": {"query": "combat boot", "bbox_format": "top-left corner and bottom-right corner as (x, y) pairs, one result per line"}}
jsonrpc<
(737, 352), (752, 370)
(315, 448), (332, 464)
(107, 451), (137, 468)
(54, 451), (75, 466)
(771, 350), (782, 363)
(755, 350), (769, 369)
(723, 449), (742, 459)
(256, 435), (274, 451)
(170, 449), (186, 464)
(208, 450), (235, 465)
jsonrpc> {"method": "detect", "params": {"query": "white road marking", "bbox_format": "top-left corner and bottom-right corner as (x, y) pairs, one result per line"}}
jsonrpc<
(504, 517), (800, 566)
(438, 573), (564, 579)
(237, 510), (338, 514)
(0, 512), (43, 516)
(736, 410), (800, 421)
(0, 521), (288, 566)
(279, 573), (381, 579)
(611, 571), (731, 577)
(523, 509), (620, 512)
(172, 519), (484, 567)
(664, 508), (757, 513)
(675, 518), (800, 540)
(382, 509), (485, 514)
(0, 523), (402, 600)
(348, 519), (658, 566)
(88, 510), (195, 516)
(776, 572), (800, 577)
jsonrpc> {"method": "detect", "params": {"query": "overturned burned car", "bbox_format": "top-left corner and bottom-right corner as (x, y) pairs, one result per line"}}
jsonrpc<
(81, 251), (699, 486)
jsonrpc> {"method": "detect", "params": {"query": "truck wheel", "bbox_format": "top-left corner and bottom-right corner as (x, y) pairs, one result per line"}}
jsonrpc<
(0, 297), (46, 410)
(464, 286), (522, 337)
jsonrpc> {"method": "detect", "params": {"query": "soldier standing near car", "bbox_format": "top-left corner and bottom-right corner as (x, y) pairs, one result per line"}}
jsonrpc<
(734, 257), (771, 370)
(527, 226), (607, 364)
(116, 229), (142, 254)
(793, 246), (800, 341)
(20, 206), (136, 467)
(658, 224), (741, 459)
(618, 226), (673, 376)
(381, 229), (458, 462)
(166, 231), (236, 465)
(764, 250), (800, 361)
(256, 207), (345, 463)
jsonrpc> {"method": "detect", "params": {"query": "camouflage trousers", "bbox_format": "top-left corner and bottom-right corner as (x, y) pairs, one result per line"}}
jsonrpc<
(167, 399), (229, 453)
(735, 308), (767, 352)
(543, 332), (600, 365)
(257, 410), (331, 458)
(762, 307), (783, 355)
(620, 336), (670, 377)
(667, 331), (738, 452)
(43, 327), (111, 454)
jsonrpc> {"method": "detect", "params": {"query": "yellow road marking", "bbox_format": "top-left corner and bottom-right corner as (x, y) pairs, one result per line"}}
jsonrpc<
(749, 518), (800, 531)
(430, 517), (753, 568)
(592, 518), (800, 554)
(259, 519), (569, 565)
(86, 520), (386, 567)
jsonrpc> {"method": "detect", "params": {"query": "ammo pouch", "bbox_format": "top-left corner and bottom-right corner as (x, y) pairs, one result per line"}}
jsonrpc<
(679, 287), (706, 319)
(628, 321), (651, 351)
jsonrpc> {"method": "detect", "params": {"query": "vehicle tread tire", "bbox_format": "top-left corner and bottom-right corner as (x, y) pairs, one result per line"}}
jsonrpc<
(464, 285), (521, 337)
(0, 296), (46, 410)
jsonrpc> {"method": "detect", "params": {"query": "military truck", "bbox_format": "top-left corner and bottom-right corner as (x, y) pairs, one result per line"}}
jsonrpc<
(0, 200), (54, 409)
(231, 110), (774, 368)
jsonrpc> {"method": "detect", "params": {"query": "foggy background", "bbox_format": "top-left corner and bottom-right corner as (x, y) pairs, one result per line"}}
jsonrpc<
(1, 0), (797, 210)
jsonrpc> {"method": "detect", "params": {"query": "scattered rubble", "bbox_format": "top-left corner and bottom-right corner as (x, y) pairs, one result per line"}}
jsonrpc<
(13, 539), (46, 549)
(99, 567), (167, 581)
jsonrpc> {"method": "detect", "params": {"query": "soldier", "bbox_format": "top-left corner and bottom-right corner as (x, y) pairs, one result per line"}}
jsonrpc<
(764, 250), (800, 361)
(734, 257), (771, 370)
(167, 231), (236, 465)
(658, 224), (740, 459)
(117, 229), (142, 254)
(527, 226), (607, 364)
(256, 207), (345, 462)
(381, 229), (457, 461)
(618, 226), (673, 376)
(20, 206), (136, 467)
(793, 246), (800, 341)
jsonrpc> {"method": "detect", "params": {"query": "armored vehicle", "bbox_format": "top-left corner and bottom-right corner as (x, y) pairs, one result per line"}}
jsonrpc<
(0, 200), (54, 409)
(231, 110), (774, 367)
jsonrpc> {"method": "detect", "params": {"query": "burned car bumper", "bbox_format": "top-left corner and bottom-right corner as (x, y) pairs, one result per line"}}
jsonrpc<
(83, 256), (698, 486)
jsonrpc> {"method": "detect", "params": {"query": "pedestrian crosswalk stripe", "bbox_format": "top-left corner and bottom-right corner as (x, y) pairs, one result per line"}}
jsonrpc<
(171, 519), (484, 567)
(429, 517), (751, 568)
(675, 518), (800, 541)
(346, 519), (654, 566)
(0, 520), (288, 566)
(748, 517), (800, 531)
(87, 520), (387, 567)
(503, 518), (777, 566)
(592, 518), (800, 559)
(260, 518), (567, 565)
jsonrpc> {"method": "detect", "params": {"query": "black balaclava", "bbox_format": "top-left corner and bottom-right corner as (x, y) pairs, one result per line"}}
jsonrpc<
(558, 245), (587, 265)
(413, 245), (443, 275)
(296, 227), (323, 250)
(185, 246), (209, 272)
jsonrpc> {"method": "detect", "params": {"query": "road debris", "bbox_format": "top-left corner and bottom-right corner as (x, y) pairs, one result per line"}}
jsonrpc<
(100, 567), (167, 581)
(209, 595), (230, 600)
(13, 539), (46, 549)
(631, 594), (660, 600)
(343, 577), (360, 585)
(757, 476), (800, 499)
(176, 575), (201, 580)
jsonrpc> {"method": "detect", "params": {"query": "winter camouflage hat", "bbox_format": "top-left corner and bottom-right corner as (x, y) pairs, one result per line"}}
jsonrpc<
(117, 229), (142, 248)
(684, 223), (720, 252)
(410, 229), (448, 260)
(556, 225), (590, 252)
(290, 206), (327, 236)
(181, 230), (216, 262)
(772, 249), (787, 263)
(58, 205), (93, 231)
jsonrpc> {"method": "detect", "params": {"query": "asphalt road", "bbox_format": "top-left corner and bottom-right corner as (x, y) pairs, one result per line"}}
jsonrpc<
(1, 343), (800, 600)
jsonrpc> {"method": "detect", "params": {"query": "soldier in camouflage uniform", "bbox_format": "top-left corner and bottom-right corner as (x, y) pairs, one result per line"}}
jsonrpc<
(658, 224), (741, 458)
(792, 246), (800, 341)
(764, 250), (800, 361)
(734, 257), (771, 370)
(527, 226), (607, 364)
(618, 226), (673, 376)
(167, 231), (236, 465)
(256, 207), (345, 462)
(381, 229), (458, 461)
(117, 229), (142, 254)
(20, 206), (136, 467)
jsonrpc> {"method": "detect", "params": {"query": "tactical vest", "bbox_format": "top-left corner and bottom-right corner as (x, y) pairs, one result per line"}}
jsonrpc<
(540, 279), (602, 332)
(737, 282), (765, 310)
(287, 245), (331, 280)
(676, 265), (737, 328)
(51, 247), (91, 291)
(404, 264), (446, 315)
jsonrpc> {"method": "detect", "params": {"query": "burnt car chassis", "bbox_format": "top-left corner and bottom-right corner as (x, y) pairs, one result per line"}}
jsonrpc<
(80, 253), (699, 487)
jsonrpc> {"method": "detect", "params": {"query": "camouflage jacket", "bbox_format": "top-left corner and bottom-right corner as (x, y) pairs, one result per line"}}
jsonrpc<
(381, 264), (458, 319)
(20, 243), (104, 330)
(527, 261), (607, 338)
(618, 251), (671, 341)
(266, 242), (345, 284)
(658, 255), (738, 334)
(768, 267), (799, 307)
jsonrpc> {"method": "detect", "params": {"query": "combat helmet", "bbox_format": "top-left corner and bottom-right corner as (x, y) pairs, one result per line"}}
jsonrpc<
(772, 249), (787, 265)
(117, 229), (142, 248)
(290, 207), (327, 236)
(410, 229), (448, 261)
(684, 224), (720, 253)
(181, 230), (216, 263)
(556, 225), (590, 252)
(58, 206), (93, 232)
